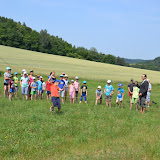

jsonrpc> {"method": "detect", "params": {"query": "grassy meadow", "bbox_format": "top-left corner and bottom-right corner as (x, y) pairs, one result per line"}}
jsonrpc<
(0, 45), (160, 159)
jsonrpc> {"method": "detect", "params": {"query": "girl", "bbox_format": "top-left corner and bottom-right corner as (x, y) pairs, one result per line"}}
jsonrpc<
(42, 78), (46, 99)
(4, 67), (11, 97)
(69, 80), (75, 104)
(74, 76), (80, 102)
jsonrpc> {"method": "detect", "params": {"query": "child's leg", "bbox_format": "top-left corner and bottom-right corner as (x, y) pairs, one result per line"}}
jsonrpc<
(9, 92), (12, 101)
(130, 103), (133, 110)
(84, 94), (87, 104)
(31, 95), (33, 101)
(142, 107), (146, 114)
(34, 94), (37, 101)
(47, 94), (49, 102)
(73, 98), (75, 104)
(106, 99), (108, 106)
(120, 101), (123, 108)
(76, 91), (78, 102)
(95, 98), (98, 105)
(79, 95), (83, 103)
(136, 103), (138, 110)
(109, 100), (111, 107)
(100, 97), (102, 104)
(116, 99), (119, 105)
(65, 91), (67, 102)
(4, 85), (8, 97)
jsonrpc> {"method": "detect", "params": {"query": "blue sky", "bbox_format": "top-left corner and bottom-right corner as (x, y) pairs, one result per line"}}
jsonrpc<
(1, 0), (160, 59)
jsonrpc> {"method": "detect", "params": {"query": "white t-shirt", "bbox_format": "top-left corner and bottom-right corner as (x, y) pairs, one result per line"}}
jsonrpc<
(42, 82), (46, 90)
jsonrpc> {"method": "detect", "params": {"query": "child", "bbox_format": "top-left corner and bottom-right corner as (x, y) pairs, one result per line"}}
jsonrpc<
(30, 77), (37, 101)
(116, 83), (124, 108)
(4, 67), (11, 98)
(69, 80), (75, 104)
(64, 75), (69, 102)
(8, 74), (15, 101)
(42, 78), (46, 99)
(104, 80), (114, 107)
(130, 81), (140, 110)
(49, 77), (61, 113)
(59, 75), (65, 104)
(74, 76), (80, 102)
(95, 86), (103, 105)
(37, 76), (42, 99)
(79, 81), (87, 104)
(20, 71), (30, 100)
(46, 78), (51, 102)
(13, 72), (19, 98)
(146, 79), (152, 107)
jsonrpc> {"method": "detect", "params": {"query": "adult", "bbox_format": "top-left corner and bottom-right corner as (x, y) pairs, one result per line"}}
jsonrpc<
(128, 79), (134, 103)
(146, 79), (152, 107)
(28, 70), (34, 98)
(139, 74), (149, 114)
(4, 67), (11, 97)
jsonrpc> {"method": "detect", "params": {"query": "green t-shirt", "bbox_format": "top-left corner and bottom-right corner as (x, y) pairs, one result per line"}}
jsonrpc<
(21, 77), (29, 88)
(13, 76), (19, 86)
(132, 86), (140, 98)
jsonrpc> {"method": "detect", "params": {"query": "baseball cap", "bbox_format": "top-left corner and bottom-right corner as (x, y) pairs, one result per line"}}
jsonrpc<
(40, 76), (43, 79)
(75, 76), (79, 79)
(62, 72), (65, 75)
(32, 77), (36, 80)
(6, 67), (11, 70)
(64, 75), (68, 77)
(54, 79), (59, 83)
(37, 75), (40, 78)
(83, 81), (86, 84)
(107, 80), (111, 83)
(23, 71), (27, 75)
(60, 74), (64, 77)
(97, 86), (101, 89)
(22, 69), (26, 72)
(14, 72), (18, 75)
(71, 80), (74, 83)
(30, 70), (33, 72)
(118, 83), (123, 87)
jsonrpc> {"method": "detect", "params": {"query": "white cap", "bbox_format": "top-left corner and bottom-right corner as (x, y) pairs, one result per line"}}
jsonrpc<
(23, 71), (27, 75)
(32, 77), (36, 80)
(40, 76), (43, 78)
(97, 86), (101, 89)
(107, 80), (111, 83)
(75, 76), (79, 79)
(71, 80), (74, 83)
(64, 75), (68, 77)
(22, 69), (26, 73)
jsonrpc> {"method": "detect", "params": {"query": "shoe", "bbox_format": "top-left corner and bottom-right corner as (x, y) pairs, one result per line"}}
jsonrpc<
(50, 106), (53, 112)
(152, 101), (157, 104)
(147, 106), (150, 107)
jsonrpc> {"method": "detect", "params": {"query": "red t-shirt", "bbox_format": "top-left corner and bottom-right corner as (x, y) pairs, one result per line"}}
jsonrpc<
(46, 81), (51, 91)
(9, 79), (15, 89)
(50, 83), (59, 97)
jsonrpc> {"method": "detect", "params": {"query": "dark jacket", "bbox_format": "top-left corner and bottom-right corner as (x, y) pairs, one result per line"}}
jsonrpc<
(139, 80), (149, 98)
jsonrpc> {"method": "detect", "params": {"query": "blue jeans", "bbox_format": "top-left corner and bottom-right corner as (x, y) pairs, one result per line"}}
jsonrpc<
(80, 93), (87, 101)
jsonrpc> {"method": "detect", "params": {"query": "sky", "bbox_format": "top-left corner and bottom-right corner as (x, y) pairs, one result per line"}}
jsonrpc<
(1, 0), (160, 60)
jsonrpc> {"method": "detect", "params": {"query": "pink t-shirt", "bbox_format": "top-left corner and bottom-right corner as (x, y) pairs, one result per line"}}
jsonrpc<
(74, 81), (80, 91)
(29, 75), (34, 84)
(69, 84), (75, 93)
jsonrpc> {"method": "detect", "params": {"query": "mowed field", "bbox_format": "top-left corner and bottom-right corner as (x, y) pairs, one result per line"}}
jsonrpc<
(0, 45), (160, 83)
(0, 45), (160, 160)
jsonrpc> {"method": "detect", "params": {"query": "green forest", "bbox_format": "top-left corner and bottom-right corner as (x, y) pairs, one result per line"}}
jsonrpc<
(0, 16), (160, 71)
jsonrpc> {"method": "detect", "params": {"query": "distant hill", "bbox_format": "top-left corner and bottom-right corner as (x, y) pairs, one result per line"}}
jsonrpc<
(125, 58), (148, 64)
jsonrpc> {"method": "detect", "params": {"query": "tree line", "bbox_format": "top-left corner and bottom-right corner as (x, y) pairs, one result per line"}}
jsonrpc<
(0, 16), (159, 71)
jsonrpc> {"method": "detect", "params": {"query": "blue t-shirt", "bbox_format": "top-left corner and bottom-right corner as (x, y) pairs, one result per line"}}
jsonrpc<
(59, 79), (65, 89)
(37, 80), (42, 90)
(117, 88), (124, 98)
(105, 85), (114, 96)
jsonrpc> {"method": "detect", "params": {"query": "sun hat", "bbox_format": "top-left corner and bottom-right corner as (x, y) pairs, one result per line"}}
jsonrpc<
(107, 80), (111, 83)
(62, 72), (65, 75)
(83, 81), (86, 84)
(75, 76), (79, 79)
(118, 83), (123, 87)
(6, 67), (11, 70)
(60, 74), (64, 77)
(14, 72), (18, 75)
(71, 80), (74, 83)
(97, 86), (101, 89)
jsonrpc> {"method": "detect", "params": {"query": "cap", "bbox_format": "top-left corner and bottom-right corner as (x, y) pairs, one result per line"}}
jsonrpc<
(23, 71), (27, 75)
(64, 75), (68, 77)
(60, 74), (64, 77)
(118, 83), (123, 87)
(22, 69), (26, 72)
(75, 76), (79, 79)
(83, 81), (86, 84)
(14, 72), (18, 75)
(40, 76), (43, 79)
(30, 70), (33, 72)
(107, 80), (111, 83)
(6, 67), (11, 70)
(97, 86), (101, 89)
(71, 80), (74, 83)
(62, 72), (65, 75)
(54, 79), (59, 83)
(37, 75), (40, 78)
(32, 77), (36, 80)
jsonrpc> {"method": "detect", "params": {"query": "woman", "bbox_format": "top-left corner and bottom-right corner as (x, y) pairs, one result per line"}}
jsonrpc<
(4, 67), (11, 97)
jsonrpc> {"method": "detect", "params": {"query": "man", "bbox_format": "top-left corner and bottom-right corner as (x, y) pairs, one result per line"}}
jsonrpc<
(146, 79), (152, 107)
(139, 74), (149, 114)
(128, 79), (134, 103)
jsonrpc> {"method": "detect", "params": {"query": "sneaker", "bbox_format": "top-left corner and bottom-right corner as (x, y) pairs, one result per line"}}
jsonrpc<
(152, 101), (157, 104)
(50, 106), (53, 112)
(147, 106), (150, 107)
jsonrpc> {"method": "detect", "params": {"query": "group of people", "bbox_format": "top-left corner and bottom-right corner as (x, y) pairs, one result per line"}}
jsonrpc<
(1, 67), (152, 114)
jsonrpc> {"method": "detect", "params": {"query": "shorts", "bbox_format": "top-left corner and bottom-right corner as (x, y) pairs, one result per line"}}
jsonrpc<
(31, 91), (37, 95)
(47, 91), (51, 95)
(51, 97), (61, 109)
(75, 91), (78, 94)
(70, 91), (75, 99)
(22, 87), (28, 95)
(37, 90), (42, 94)
(10, 88), (15, 93)
(80, 93), (87, 101)
(117, 97), (123, 102)
(132, 97), (138, 104)
(65, 87), (68, 92)
(146, 93), (151, 102)
(139, 96), (146, 108)
(42, 90), (45, 94)
(105, 95), (111, 100)
(128, 92), (132, 97)
(59, 90), (64, 98)
(15, 86), (19, 92)
(4, 83), (8, 86)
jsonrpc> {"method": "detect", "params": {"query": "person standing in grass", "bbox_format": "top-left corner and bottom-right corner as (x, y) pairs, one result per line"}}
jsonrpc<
(95, 86), (103, 105)
(69, 80), (75, 104)
(13, 72), (19, 98)
(128, 79), (134, 103)
(28, 70), (34, 98)
(20, 71), (30, 100)
(37, 76), (43, 99)
(42, 78), (46, 99)
(46, 78), (51, 102)
(74, 76), (80, 102)
(130, 81), (140, 110)
(146, 79), (152, 107)
(64, 75), (69, 102)
(79, 81), (87, 104)
(139, 74), (149, 114)
(30, 77), (37, 101)
(8, 74), (15, 101)
(104, 80), (114, 107)
(4, 67), (11, 98)
(116, 83), (124, 108)
(59, 75), (65, 104)
(49, 76), (61, 113)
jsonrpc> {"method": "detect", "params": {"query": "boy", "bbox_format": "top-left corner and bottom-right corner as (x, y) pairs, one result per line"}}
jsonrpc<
(20, 71), (30, 100)
(130, 81), (140, 110)
(95, 86), (103, 105)
(116, 83), (124, 108)
(104, 80), (114, 107)
(46, 78), (51, 102)
(37, 76), (42, 99)
(8, 74), (15, 101)
(74, 76), (80, 102)
(4, 67), (11, 98)
(13, 72), (19, 98)
(49, 76), (61, 113)
(30, 77), (37, 101)
(59, 75), (65, 104)
(79, 81), (87, 104)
